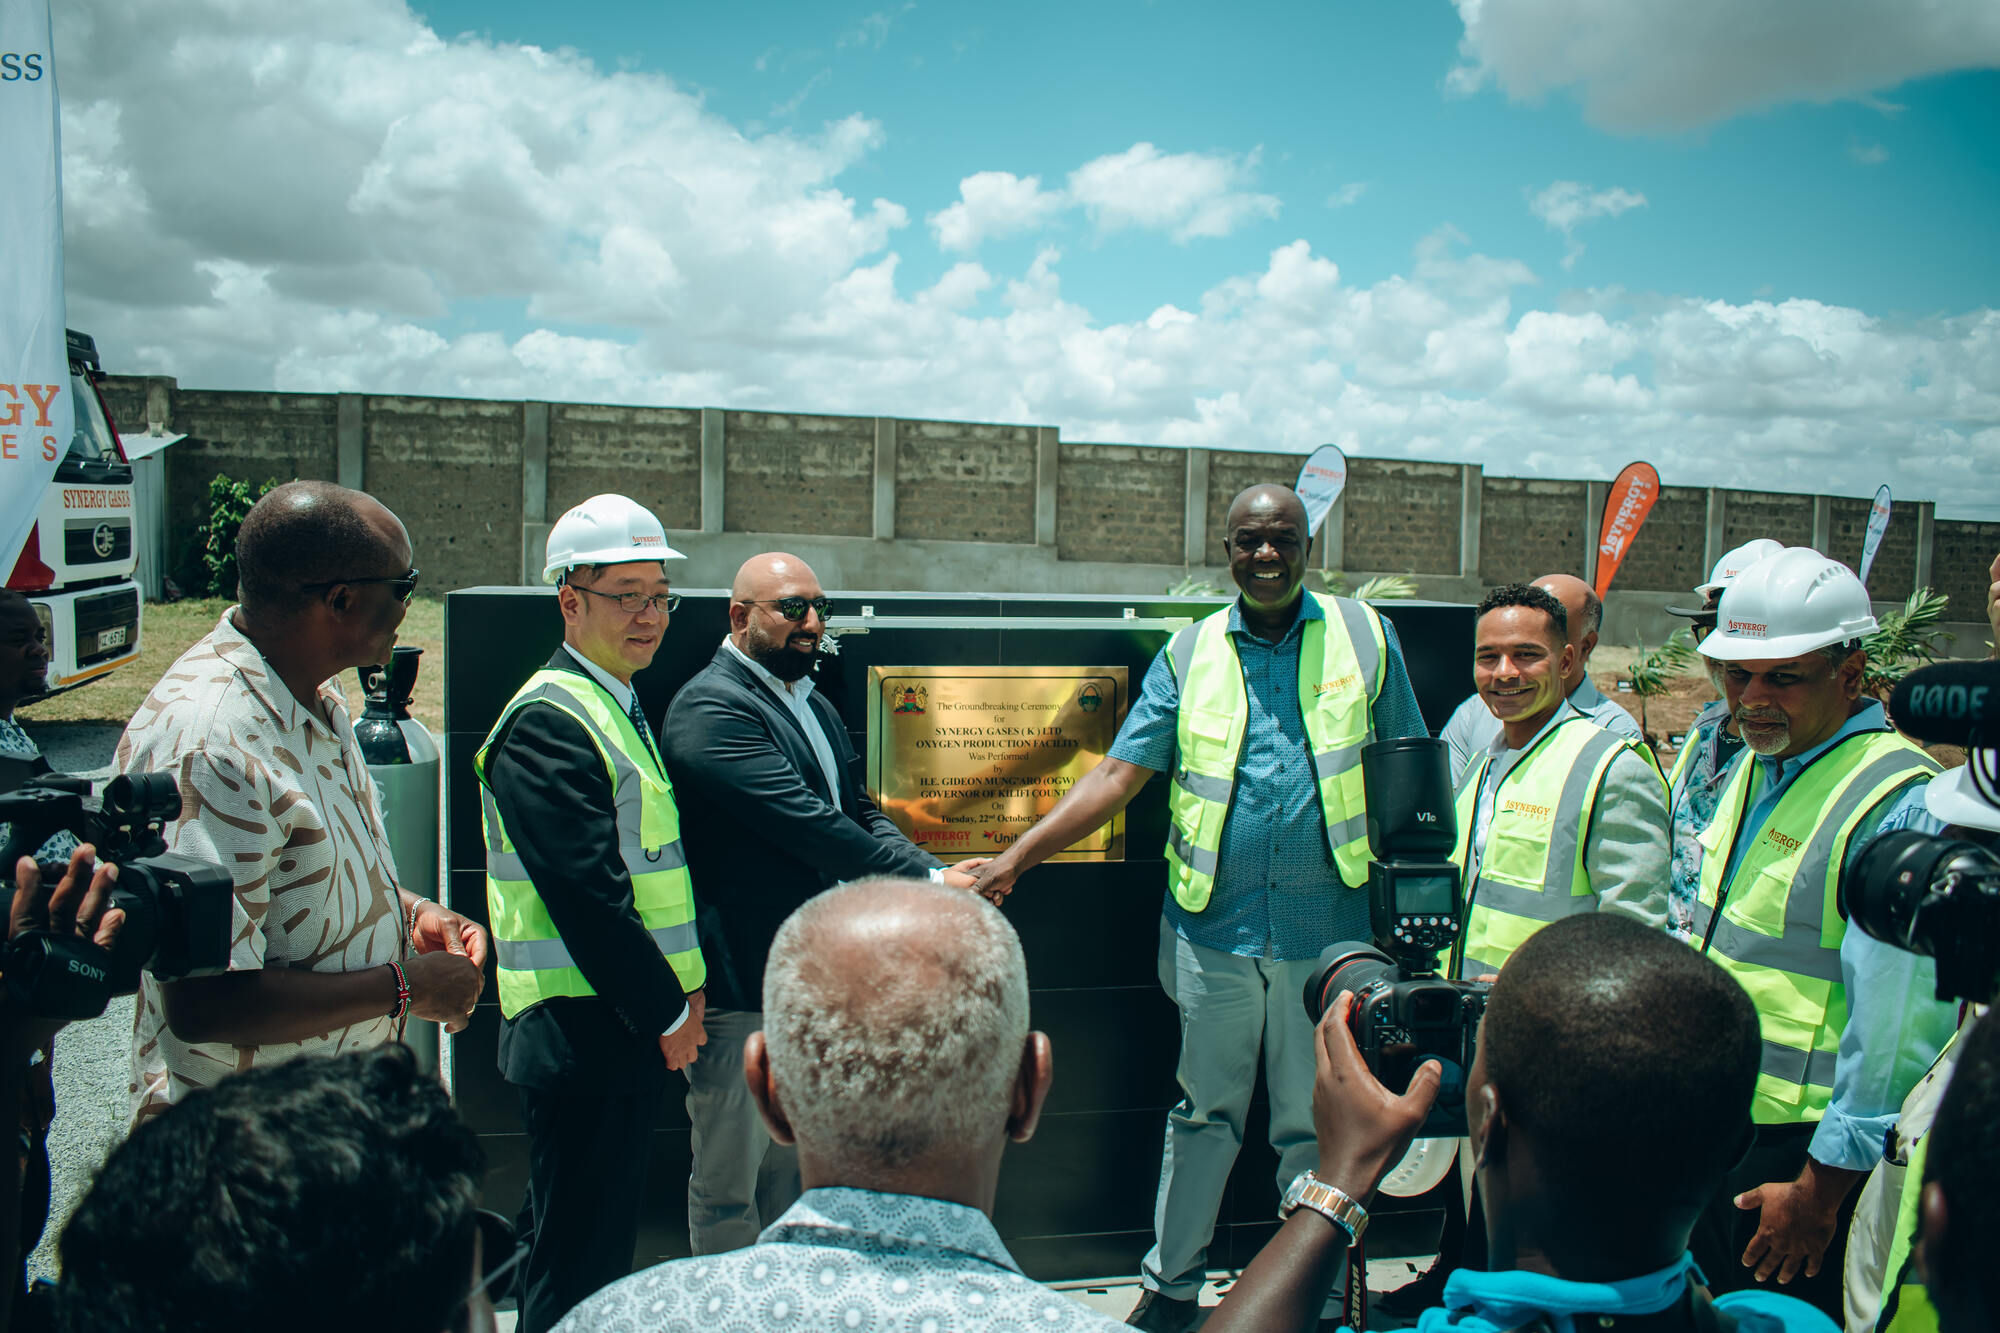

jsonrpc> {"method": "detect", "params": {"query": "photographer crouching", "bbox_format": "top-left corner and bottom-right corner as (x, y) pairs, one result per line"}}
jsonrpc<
(1207, 913), (1838, 1333)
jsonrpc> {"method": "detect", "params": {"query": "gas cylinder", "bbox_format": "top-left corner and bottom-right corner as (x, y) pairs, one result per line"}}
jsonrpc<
(354, 645), (442, 1073)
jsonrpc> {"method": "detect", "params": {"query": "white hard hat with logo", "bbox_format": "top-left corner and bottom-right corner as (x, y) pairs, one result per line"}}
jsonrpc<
(1697, 538), (1789, 597)
(542, 494), (685, 584)
(1698, 547), (1878, 662)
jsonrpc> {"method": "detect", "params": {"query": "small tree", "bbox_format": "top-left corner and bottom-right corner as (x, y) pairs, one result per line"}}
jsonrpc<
(193, 474), (278, 598)
(1861, 587), (1952, 697)
(1625, 626), (1697, 744)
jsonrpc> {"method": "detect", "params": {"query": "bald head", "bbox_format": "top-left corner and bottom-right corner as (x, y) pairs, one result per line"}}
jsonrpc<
(762, 880), (1031, 1173)
(1533, 574), (1602, 680)
(1225, 484), (1308, 533)
(732, 552), (818, 602)
(235, 481), (409, 623)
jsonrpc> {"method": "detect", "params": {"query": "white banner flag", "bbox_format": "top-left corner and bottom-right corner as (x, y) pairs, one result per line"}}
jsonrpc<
(1295, 444), (1348, 538)
(1, 0), (71, 572)
(1858, 484), (1893, 588)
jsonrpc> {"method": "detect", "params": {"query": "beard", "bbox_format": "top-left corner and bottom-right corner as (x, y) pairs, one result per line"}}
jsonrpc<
(1734, 706), (1792, 755)
(747, 623), (818, 682)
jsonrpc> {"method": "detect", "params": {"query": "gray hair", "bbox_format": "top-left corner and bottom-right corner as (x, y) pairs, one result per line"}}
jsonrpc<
(1579, 586), (1604, 638)
(762, 879), (1031, 1173)
(1816, 640), (1864, 670)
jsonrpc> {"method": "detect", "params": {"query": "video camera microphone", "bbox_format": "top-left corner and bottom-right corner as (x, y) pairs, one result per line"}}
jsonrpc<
(1889, 660), (1998, 749)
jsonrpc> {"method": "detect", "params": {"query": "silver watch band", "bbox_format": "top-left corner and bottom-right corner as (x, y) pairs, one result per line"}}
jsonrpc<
(1279, 1169), (1368, 1246)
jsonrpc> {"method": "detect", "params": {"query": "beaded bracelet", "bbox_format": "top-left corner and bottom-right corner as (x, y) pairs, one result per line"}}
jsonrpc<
(386, 959), (412, 1021)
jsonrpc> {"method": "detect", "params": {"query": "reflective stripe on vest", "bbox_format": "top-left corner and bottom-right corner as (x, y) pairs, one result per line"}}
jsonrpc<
(1694, 732), (1938, 1122)
(476, 669), (705, 1019)
(1162, 593), (1385, 911)
(1874, 1134), (1940, 1333)
(1449, 716), (1644, 978)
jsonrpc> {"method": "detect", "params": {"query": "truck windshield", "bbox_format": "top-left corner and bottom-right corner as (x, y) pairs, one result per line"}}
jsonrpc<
(66, 371), (122, 465)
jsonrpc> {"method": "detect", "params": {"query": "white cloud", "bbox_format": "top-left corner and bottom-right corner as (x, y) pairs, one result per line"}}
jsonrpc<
(840, 5), (915, 51)
(1065, 143), (1281, 243)
(1850, 140), (1890, 165)
(1447, 0), (2000, 131)
(1527, 181), (1647, 268)
(1326, 182), (1368, 209)
(928, 172), (1067, 251)
(52, 0), (2000, 522)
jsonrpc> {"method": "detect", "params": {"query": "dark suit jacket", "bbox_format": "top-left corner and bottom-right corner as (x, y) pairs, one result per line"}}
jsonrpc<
(663, 642), (942, 1010)
(483, 649), (690, 1094)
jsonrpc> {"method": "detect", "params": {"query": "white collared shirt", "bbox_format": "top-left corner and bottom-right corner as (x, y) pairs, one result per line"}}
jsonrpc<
(723, 636), (841, 802)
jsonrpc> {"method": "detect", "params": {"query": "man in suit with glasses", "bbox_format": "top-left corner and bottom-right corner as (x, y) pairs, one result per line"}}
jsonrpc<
(663, 552), (989, 1256)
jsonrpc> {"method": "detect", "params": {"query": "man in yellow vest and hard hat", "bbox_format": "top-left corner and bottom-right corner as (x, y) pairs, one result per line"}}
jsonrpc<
(971, 484), (1428, 1333)
(1450, 582), (1671, 980)
(476, 493), (707, 1333)
(1664, 538), (1788, 938)
(1687, 546), (1956, 1325)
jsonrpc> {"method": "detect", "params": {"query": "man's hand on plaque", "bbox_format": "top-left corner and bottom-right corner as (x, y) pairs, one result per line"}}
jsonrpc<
(941, 858), (992, 892)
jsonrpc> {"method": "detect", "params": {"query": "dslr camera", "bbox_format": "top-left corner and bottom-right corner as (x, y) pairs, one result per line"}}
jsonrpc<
(1840, 659), (2000, 1005)
(0, 772), (234, 1018)
(1304, 738), (1489, 1138)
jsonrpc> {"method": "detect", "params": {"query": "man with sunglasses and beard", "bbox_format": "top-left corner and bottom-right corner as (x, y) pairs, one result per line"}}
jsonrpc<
(663, 552), (989, 1257)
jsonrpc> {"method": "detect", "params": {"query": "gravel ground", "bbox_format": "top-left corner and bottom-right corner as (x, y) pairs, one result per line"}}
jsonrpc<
(14, 721), (132, 1284)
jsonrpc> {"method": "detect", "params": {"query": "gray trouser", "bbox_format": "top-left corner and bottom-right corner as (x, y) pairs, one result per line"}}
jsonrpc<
(683, 1006), (802, 1255)
(1141, 918), (1333, 1303)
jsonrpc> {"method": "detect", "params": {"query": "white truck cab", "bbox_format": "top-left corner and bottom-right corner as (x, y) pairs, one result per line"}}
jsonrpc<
(6, 330), (143, 693)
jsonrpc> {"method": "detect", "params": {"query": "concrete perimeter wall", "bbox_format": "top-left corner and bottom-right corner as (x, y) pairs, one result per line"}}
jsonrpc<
(100, 376), (1993, 653)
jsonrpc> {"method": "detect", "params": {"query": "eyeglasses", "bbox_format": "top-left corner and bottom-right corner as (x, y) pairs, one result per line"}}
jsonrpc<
(463, 1209), (528, 1310)
(571, 585), (681, 616)
(303, 568), (422, 604)
(741, 596), (831, 622)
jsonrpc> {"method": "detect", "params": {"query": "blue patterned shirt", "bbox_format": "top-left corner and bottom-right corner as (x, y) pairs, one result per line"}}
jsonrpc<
(1665, 699), (1743, 939)
(1108, 596), (1428, 961)
(552, 1187), (1128, 1332)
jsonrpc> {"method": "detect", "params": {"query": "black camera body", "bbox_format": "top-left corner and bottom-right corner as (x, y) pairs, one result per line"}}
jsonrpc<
(0, 772), (234, 1018)
(1844, 829), (2000, 1005)
(1304, 738), (1489, 1137)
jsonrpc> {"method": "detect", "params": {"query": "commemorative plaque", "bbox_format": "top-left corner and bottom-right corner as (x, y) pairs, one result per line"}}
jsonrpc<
(866, 665), (1129, 862)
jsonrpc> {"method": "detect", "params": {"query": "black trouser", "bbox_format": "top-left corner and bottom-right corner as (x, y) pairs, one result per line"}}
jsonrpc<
(1688, 1121), (1857, 1323)
(512, 1083), (662, 1333)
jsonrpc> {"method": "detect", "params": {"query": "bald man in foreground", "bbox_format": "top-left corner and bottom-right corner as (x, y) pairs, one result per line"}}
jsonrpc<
(556, 879), (1131, 1331)
(663, 553), (988, 1254)
(1440, 572), (1646, 779)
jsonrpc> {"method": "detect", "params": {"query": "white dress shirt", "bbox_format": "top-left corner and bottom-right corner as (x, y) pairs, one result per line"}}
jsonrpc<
(721, 636), (841, 801)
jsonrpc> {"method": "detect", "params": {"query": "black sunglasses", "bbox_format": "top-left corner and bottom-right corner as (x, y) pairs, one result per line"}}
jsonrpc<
(743, 596), (831, 622)
(304, 568), (421, 605)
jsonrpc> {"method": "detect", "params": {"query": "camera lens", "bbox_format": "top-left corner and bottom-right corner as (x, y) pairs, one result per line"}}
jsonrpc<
(1844, 829), (1960, 954)
(99, 773), (182, 825)
(1304, 942), (1396, 1023)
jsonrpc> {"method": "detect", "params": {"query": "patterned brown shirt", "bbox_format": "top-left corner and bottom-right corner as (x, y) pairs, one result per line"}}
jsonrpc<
(116, 611), (408, 1123)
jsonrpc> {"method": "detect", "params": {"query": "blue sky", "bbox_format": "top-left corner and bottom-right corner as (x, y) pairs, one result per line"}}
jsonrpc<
(52, 0), (2000, 517)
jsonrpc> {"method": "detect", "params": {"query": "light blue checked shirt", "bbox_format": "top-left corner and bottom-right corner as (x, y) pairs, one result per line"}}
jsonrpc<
(1110, 594), (1428, 961)
(1708, 700), (1956, 1171)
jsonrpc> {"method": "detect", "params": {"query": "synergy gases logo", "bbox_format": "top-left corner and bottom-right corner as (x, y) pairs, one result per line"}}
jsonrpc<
(1, 50), (47, 82)
(0, 381), (63, 463)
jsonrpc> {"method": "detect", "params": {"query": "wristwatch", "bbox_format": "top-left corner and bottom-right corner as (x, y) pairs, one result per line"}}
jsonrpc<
(1279, 1170), (1368, 1246)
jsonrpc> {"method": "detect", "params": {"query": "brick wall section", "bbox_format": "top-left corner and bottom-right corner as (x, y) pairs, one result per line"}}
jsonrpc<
(98, 378), (147, 437)
(162, 389), (341, 557)
(1055, 442), (1185, 564)
(365, 396), (522, 592)
(1615, 485), (1708, 593)
(895, 420), (1038, 543)
(722, 411), (872, 538)
(549, 404), (701, 529)
(1344, 459), (1461, 575)
(1204, 450), (1301, 557)
(1479, 477), (1587, 584)
(1829, 496), (1916, 597)
(1933, 520), (2000, 624)
(1723, 490), (1814, 550)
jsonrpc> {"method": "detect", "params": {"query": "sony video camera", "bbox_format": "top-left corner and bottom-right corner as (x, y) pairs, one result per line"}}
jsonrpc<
(0, 772), (234, 1018)
(1839, 659), (2000, 1005)
(1304, 738), (1489, 1137)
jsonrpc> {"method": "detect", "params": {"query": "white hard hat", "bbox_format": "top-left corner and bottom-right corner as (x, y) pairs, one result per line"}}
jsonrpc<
(1696, 538), (1788, 597)
(1698, 547), (1878, 662)
(1926, 751), (2000, 833)
(542, 494), (685, 584)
